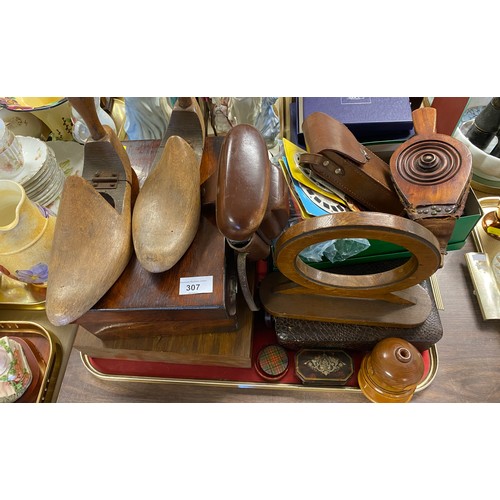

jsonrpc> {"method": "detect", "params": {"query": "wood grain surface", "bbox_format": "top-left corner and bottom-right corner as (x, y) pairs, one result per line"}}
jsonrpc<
(73, 285), (253, 368)
(45, 115), (137, 326)
(75, 137), (237, 332)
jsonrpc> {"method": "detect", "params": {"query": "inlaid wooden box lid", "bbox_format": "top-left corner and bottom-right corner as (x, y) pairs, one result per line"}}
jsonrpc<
(295, 349), (353, 386)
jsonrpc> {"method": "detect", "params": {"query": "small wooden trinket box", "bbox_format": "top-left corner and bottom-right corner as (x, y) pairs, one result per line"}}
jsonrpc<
(295, 349), (353, 386)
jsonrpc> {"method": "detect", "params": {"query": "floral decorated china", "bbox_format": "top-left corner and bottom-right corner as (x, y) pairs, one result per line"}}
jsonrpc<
(0, 98), (73, 140)
(0, 336), (32, 403)
(0, 97), (67, 112)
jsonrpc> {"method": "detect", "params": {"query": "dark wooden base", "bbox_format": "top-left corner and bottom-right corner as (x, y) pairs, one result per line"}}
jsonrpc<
(73, 289), (254, 368)
(76, 137), (239, 339)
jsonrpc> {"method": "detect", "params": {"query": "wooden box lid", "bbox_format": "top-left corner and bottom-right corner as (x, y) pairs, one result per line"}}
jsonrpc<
(295, 349), (354, 386)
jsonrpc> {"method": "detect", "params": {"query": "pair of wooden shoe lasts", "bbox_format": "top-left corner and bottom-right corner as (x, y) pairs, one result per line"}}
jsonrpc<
(46, 97), (205, 326)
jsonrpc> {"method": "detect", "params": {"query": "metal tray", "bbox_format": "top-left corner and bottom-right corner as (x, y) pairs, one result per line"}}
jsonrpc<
(0, 321), (56, 402)
(0, 275), (46, 310)
(471, 197), (500, 254)
(80, 344), (438, 395)
(466, 196), (500, 320)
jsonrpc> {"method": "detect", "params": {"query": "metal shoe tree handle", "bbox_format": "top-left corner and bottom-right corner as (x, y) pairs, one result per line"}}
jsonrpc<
(163, 97), (206, 164)
(67, 97), (107, 141)
(67, 97), (139, 209)
(412, 107), (437, 136)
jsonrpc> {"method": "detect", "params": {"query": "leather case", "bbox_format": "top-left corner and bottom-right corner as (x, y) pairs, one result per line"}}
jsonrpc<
(299, 111), (404, 215)
(274, 279), (442, 352)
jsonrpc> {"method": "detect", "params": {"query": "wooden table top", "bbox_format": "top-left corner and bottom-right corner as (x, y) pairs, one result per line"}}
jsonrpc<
(57, 234), (500, 403)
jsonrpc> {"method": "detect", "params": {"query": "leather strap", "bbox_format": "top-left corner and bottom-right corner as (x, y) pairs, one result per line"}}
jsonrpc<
(298, 152), (327, 168)
(300, 151), (402, 214)
(300, 112), (404, 215)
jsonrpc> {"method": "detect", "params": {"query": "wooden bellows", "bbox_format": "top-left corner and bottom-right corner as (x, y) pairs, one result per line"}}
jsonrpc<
(390, 107), (472, 256)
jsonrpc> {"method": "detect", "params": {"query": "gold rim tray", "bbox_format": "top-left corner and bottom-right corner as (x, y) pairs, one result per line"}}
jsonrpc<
(0, 321), (56, 402)
(80, 344), (438, 395)
(466, 196), (500, 320)
(471, 196), (500, 253)
(0, 275), (46, 311)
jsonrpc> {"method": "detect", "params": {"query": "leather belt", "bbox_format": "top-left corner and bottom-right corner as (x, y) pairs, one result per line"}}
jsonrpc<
(299, 112), (405, 216)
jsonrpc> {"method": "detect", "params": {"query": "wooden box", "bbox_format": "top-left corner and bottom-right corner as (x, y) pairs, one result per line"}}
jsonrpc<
(76, 137), (239, 340)
(295, 349), (354, 386)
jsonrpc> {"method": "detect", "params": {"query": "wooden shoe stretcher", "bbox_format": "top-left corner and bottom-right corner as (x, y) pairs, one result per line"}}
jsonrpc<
(216, 124), (290, 311)
(132, 97), (206, 273)
(46, 97), (139, 327)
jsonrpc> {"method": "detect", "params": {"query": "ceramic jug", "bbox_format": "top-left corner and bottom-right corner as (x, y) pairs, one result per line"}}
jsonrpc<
(0, 180), (56, 285)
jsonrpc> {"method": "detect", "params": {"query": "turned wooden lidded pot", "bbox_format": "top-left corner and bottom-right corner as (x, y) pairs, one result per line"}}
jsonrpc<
(358, 338), (424, 403)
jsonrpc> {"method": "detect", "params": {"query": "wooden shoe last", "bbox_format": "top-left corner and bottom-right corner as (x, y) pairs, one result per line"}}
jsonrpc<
(132, 135), (201, 272)
(46, 98), (138, 326)
(132, 97), (205, 273)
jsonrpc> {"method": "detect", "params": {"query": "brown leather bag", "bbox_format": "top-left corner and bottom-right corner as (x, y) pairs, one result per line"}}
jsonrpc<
(299, 112), (404, 215)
